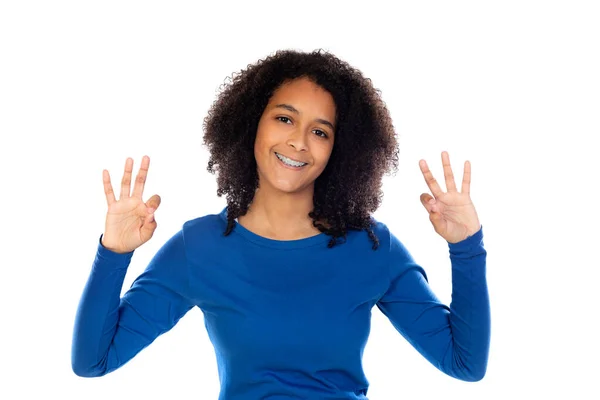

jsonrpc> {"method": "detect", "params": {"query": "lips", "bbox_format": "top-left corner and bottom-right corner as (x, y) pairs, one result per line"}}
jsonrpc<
(275, 152), (307, 164)
(275, 152), (308, 169)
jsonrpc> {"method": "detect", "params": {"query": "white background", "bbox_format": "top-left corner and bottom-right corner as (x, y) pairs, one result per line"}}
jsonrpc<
(1, 1), (599, 399)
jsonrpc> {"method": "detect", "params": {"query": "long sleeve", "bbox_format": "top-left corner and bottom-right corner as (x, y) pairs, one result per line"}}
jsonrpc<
(71, 229), (195, 377)
(376, 226), (490, 382)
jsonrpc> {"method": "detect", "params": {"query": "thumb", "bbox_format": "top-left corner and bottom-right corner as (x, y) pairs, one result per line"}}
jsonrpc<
(429, 209), (445, 235)
(141, 210), (157, 238)
(145, 211), (157, 225)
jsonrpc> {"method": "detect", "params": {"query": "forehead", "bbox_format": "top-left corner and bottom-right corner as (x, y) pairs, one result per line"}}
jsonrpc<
(269, 78), (336, 113)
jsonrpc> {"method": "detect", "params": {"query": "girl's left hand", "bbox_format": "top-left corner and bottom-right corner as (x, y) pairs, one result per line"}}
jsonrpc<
(419, 151), (481, 243)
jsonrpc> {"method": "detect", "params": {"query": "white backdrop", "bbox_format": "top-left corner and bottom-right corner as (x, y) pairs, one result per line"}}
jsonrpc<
(1, 1), (599, 399)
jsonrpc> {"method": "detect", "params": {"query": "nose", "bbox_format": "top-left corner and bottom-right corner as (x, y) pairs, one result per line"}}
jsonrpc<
(286, 127), (308, 152)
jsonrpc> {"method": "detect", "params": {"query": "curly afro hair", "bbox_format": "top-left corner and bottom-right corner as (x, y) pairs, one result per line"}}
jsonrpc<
(202, 49), (399, 249)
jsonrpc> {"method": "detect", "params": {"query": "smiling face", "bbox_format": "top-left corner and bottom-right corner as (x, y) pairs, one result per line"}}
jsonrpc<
(254, 77), (336, 195)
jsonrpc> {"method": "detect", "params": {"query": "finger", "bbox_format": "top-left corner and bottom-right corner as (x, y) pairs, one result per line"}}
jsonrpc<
(103, 169), (116, 206)
(119, 157), (133, 200)
(145, 194), (161, 211)
(461, 160), (471, 194)
(132, 155), (150, 199)
(419, 159), (444, 198)
(419, 193), (435, 213)
(441, 151), (457, 192)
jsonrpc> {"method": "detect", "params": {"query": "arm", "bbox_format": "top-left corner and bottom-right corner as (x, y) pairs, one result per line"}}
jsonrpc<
(71, 229), (195, 377)
(376, 226), (490, 382)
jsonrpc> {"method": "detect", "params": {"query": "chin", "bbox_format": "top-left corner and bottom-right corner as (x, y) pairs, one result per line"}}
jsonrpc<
(269, 178), (314, 195)
(274, 183), (310, 194)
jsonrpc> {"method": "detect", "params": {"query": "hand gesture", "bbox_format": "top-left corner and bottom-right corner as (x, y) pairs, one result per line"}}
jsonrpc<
(419, 151), (481, 243)
(101, 156), (161, 253)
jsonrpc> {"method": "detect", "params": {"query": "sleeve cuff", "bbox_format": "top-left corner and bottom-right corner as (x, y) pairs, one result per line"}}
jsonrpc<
(448, 225), (484, 255)
(96, 233), (135, 264)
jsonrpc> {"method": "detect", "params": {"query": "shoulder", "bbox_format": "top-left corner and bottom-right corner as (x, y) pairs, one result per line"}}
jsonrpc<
(179, 207), (229, 258)
(367, 217), (418, 274)
(366, 217), (393, 252)
(182, 207), (227, 236)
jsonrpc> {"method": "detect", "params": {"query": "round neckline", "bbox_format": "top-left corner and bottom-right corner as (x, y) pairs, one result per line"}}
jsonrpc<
(219, 206), (330, 249)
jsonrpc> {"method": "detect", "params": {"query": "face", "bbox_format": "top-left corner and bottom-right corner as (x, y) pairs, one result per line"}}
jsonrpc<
(254, 77), (336, 195)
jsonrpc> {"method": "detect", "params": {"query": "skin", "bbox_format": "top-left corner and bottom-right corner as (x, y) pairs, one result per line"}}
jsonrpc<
(237, 77), (337, 240)
(418, 152), (481, 243)
(101, 82), (481, 252)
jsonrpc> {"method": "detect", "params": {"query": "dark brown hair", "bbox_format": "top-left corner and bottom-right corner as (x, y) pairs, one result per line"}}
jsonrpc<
(203, 49), (399, 249)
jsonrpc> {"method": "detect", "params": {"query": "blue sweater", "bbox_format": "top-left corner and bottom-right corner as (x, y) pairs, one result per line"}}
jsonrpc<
(72, 207), (490, 399)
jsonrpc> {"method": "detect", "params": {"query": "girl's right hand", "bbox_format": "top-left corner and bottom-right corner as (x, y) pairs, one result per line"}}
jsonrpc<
(101, 155), (161, 254)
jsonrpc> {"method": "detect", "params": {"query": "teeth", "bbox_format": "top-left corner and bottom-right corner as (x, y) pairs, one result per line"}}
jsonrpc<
(276, 153), (307, 167)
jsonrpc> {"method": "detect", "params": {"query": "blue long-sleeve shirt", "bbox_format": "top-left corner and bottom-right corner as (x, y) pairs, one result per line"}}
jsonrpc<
(72, 206), (490, 399)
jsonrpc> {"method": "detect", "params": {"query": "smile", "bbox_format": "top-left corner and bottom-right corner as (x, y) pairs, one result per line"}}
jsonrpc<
(275, 152), (308, 168)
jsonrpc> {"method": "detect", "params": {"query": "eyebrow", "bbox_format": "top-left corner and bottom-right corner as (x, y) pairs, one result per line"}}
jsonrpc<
(274, 103), (335, 131)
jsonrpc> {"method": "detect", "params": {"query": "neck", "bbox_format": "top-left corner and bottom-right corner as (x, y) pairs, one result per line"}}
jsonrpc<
(239, 185), (320, 240)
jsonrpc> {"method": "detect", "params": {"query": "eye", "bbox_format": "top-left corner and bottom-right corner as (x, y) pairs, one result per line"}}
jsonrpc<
(313, 129), (328, 139)
(276, 116), (329, 138)
(276, 116), (292, 124)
